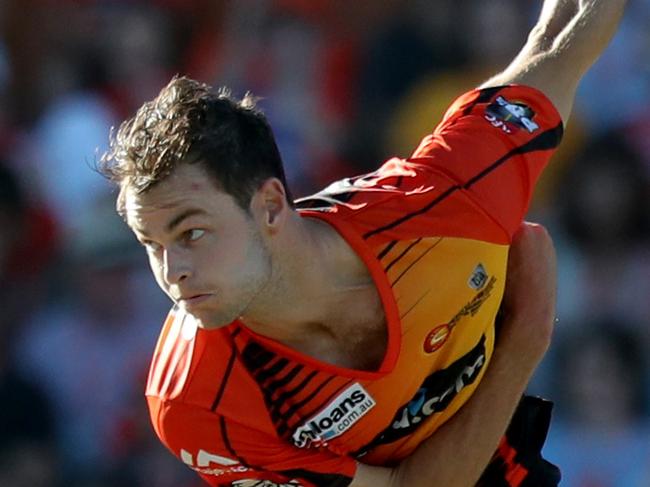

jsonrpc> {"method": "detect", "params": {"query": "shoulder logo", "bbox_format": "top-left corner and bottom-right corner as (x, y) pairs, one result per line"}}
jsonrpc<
(484, 96), (539, 134)
(292, 383), (375, 448)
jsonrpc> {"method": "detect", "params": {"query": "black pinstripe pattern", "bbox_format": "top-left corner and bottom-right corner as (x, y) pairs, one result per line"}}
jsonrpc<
(384, 238), (422, 273)
(377, 240), (398, 260)
(399, 288), (433, 320)
(264, 364), (304, 397)
(286, 379), (354, 432)
(391, 238), (443, 287)
(275, 375), (338, 435)
(241, 341), (276, 371)
(256, 357), (290, 384)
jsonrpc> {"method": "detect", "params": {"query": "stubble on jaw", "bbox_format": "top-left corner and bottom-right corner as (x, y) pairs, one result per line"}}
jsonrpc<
(194, 222), (275, 330)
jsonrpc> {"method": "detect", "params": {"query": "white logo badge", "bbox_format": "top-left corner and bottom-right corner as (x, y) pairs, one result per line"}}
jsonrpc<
(468, 263), (488, 290)
(292, 383), (375, 448)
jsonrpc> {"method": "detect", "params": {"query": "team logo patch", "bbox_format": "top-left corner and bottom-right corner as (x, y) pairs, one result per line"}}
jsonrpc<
(468, 263), (488, 290)
(484, 96), (539, 134)
(423, 276), (497, 354)
(292, 383), (375, 448)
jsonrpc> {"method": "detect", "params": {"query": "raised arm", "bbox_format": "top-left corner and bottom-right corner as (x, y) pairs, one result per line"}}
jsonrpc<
(481, 0), (628, 123)
(352, 223), (558, 487)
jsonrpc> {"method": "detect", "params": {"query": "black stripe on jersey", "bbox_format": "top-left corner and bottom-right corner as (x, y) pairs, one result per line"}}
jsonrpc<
(465, 124), (563, 189)
(211, 329), (241, 412)
(384, 238), (422, 273)
(391, 237), (443, 287)
(270, 369), (318, 406)
(277, 374), (338, 425)
(399, 288), (433, 320)
(241, 341), (276, 371)
(462, 86), (504, 116)
(288, 379), (354, 432)
(279, 469), (353, 487)
(254, 367), (320, 435)
(275, 375), (341, 438)
(377, 240), (398, 260)
(265, 364), (304, 397)
(256, 357), (290, 384)
(362, 123), (564, 240)
(219, 416), (255, 469)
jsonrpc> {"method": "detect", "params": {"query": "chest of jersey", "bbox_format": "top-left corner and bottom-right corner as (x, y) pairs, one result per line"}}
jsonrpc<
(230, 236), (506, 463)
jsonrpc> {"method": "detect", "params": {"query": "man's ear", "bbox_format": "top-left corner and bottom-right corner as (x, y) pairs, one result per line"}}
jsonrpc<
(250, 178), (289, 233)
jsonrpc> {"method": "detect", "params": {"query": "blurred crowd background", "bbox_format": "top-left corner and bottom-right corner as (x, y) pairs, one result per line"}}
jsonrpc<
(0, 1), (649, 486)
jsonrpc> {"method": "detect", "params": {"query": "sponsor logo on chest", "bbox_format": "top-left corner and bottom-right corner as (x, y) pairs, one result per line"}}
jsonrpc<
(292, 383), (376, 448)
(423, 270), (497, 354)
(355, 335), (487, 456)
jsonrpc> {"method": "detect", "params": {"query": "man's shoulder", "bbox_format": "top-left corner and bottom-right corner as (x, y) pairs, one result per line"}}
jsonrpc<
(295, 157), (437, 216)
(294, 157), (496, 245)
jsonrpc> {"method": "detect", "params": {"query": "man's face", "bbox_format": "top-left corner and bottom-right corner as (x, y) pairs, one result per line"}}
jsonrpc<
(123, 163), (272, 329)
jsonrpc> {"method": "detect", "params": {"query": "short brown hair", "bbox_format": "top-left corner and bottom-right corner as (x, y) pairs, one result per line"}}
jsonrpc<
(99, 76), (291, 213)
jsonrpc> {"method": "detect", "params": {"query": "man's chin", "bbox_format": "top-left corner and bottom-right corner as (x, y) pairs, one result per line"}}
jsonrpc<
(188, 309), (238, 330)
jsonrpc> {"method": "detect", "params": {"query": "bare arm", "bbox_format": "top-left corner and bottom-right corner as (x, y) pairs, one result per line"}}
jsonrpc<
(481, 0), (628, 123)
(351, 223), (558, 487)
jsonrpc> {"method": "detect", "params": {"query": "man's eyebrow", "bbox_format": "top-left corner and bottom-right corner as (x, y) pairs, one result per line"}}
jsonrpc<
(166, 208), (207, 233)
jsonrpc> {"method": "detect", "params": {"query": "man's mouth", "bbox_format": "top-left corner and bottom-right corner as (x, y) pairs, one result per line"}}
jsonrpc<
(179, 294), (211, 307)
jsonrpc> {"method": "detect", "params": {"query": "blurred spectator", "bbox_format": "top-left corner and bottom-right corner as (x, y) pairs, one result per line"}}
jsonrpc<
(0, 162), (59, 487)
(544, 321), (650, 487)
(0, 441), (59, 487)
(345, 0), (467, 170)
(13, 196), (168, 482)
(25, 91), (115, 236)
(551, 131), (650, 331)
(574, 0), (650, 134)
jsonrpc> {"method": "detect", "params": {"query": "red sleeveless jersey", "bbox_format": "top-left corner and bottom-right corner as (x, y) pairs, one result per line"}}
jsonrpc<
(145, 85), (563, 487)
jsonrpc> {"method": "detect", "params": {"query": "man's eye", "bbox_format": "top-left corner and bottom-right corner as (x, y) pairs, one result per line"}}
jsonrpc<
(184, 229), (205, 242)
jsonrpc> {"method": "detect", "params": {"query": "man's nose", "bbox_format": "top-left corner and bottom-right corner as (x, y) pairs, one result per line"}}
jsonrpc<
(163, 248), (191, 285)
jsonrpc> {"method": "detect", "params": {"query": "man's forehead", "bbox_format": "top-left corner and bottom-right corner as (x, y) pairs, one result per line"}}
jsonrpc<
(123, 184), (183, 216)
(123, 167), (210, 209)
(121, 174), (234, 232)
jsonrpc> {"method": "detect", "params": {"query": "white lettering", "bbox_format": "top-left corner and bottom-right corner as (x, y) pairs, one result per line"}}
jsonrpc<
(197, 450), (239, 467)
(180, 448), (243, 475)
(292, 383), (375, 447)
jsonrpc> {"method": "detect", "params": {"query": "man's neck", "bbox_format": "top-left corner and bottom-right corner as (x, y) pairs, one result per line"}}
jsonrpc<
(239, 211), (377, 346)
